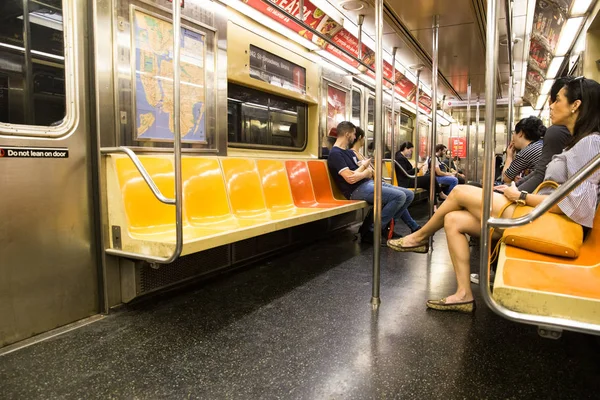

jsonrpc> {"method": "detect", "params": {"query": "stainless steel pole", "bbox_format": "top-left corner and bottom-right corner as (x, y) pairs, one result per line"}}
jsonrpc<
(465, 83), (471, 181)
(507, 74), (514, 148)
(371, 0), (384, 308)
(475, 97), (480, 182)
(428, 15), (440, 231)
(358, 15), (365, 60)
(414, 68), (422, 191)
(390, 47), (398, 186)
(480, 0), (500, 300)
(171, 0), (184, 266)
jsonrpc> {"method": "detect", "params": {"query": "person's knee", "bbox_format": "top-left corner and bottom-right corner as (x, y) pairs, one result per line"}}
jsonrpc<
(405, 189), (414, 203)
(444, 211), (462, 231)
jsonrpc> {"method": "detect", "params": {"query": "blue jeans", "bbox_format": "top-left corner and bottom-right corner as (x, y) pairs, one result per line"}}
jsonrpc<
(436, 176), (459, 195)
(350, 181), (420, 232)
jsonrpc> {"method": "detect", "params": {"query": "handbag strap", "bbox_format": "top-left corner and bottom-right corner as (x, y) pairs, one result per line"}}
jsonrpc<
(489, 200), (518, 264)
(533, 180), (559, 194)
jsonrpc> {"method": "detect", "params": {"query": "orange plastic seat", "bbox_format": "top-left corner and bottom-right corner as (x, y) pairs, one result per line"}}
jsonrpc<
(221, 158), (270, 221)
(182, 157), (239, 231)
(383, 161), (399, 186)
(256, 159), (318, 217)
(285, 161), (343, 208)
(115, 156), (176, 235)
(307, 160), (358, 205)
(493, 210), (600, 324)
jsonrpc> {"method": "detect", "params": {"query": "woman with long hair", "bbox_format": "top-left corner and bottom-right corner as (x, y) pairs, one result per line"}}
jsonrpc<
(388, 77), (600, 313)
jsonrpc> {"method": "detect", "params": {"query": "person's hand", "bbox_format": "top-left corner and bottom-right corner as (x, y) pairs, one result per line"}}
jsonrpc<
(494, 184), (508, 193)
(507, 142), (516, 159)
(365, 168), (374, 179)
(361, 158), (372, 168)
(503, 182), (520, 202)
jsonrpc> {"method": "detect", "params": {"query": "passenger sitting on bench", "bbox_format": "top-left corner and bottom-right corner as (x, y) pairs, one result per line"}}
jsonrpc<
(424, 144), (459, 196)
(387, 77), (600, 313)
(449, 156), (466, 184)
(501, 116), (545, 184)
(329, 122), (421, 245)
(394, 142), (447, 201)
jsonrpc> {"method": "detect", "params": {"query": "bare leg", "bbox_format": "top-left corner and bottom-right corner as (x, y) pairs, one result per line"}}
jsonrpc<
(401, 185), (515, 247)
(442, 211), (481, 303)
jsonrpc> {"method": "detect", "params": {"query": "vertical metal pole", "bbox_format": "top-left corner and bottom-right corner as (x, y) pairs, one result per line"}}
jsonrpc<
(172, 0), (184, 264)
(475, 98), (480, 182)
(390, 47), (398, 186)
(480, 0), (500, 300)
(465, 83), (471, 181)
(428, 15), (440, 228)
(298, 0), (304, 20)
(22, 0), (34, 124)
(507, 73), (514, 147)
(371, 0), (383, 308)
(414, 69), (421, 190)
(357, 15), (365, 60)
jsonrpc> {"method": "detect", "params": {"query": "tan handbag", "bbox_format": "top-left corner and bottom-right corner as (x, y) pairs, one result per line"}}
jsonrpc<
(493, 181), (584, 259)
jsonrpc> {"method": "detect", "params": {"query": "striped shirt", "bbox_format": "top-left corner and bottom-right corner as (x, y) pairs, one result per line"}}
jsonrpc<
(538, 134), (600, 228)
(504, 139), (543, 181)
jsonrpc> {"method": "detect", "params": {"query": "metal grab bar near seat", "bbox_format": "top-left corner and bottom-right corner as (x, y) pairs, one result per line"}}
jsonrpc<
(100, 0), (184, 266)
(100, 146), (175, 205)
(480, 0), (600, 336)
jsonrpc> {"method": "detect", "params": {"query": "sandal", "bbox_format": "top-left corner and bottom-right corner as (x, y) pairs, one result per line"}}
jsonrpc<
(387, 237), (429, 253)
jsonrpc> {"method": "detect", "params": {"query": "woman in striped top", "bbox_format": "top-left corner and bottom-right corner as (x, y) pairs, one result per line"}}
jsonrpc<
(387, 77), (600, 313)
(501, 116), (545, 184)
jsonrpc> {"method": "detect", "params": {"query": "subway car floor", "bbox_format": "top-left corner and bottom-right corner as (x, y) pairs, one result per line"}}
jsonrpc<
(1, 204), (600, 399)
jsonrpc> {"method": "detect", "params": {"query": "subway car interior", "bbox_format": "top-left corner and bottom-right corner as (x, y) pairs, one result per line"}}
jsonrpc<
(1, 0), (600, 397)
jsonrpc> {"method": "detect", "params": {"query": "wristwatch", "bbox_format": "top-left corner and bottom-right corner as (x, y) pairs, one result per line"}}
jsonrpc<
(516, 190), (528, 206)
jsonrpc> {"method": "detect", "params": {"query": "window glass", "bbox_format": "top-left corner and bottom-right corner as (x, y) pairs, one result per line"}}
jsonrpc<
(0, 0), (65, 126)
(351, 89), (361, 127)
(227, 82), (307, 150)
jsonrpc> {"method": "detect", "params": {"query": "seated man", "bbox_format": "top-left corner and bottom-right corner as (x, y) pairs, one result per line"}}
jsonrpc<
(501, 116), (545, 184)
(328, 122), (421, 245)
(425, 144), (459, 195)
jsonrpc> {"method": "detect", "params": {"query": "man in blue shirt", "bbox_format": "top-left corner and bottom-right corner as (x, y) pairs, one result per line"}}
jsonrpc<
(327, 121), (421, 244)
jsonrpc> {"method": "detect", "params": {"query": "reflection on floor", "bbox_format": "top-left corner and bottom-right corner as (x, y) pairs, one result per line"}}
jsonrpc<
(1, 204), (600, 399)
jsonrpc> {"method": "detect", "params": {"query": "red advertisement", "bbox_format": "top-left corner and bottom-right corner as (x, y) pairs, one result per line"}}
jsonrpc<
(243, 0), (433, 114)
(419, 135), (428, 159)
(327, 85), (346, 137)
(449, 137), (467, 158)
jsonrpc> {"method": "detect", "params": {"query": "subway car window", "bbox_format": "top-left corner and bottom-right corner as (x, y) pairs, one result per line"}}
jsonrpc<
(227, 82), (307, 149)
(0, 0), (65, 126)
(351, 89), (361, 127)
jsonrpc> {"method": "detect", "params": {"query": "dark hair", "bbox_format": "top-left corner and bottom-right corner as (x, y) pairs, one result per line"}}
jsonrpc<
(435, 144), (446, 153)
(550, 76), (574, 104)
(336, 121), (355, 137)
(564, 77), (600, 149)
(399, 142), (414, 152)
(350, 126), (366, 147)
(514, 116), (546, 141)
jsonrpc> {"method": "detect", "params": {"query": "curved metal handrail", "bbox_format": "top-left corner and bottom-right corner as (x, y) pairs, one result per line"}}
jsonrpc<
(480, 0), (600, 336)
(100, 0), (183, 265)
(101, 147), (175, 205)
(393, 159), (416, 179)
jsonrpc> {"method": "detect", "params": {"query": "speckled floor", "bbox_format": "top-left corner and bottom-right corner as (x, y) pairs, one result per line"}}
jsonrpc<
(1, 204), (599, 399)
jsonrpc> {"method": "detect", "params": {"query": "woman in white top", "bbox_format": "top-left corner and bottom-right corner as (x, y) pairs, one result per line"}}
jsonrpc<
(387, 77), (600, 313)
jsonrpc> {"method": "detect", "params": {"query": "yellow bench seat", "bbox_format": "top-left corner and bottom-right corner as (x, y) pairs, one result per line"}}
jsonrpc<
(106, 155), (366, 258)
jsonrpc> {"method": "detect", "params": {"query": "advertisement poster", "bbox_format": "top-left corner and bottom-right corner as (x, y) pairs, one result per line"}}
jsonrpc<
(449, 137), (467, 158)
(419, 135), (428, 159)
(327, 85), (346, 137)
(243, 0), (432, 114)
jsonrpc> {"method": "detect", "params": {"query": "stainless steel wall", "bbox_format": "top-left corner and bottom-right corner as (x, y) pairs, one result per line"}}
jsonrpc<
(0, 1), (99, 347)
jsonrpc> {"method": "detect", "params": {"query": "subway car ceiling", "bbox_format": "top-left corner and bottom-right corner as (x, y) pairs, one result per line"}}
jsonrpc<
(225, 0), (599, 123)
